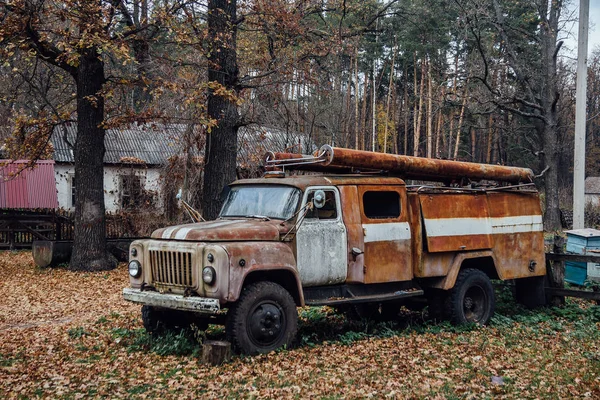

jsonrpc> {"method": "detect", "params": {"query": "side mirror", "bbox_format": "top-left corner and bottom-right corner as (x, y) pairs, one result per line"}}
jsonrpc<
(313, 190), (326, 209)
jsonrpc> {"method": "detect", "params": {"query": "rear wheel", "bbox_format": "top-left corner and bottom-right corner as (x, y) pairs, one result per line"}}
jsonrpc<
(446, 269), (495, 325)
(227, 281), (298, 355)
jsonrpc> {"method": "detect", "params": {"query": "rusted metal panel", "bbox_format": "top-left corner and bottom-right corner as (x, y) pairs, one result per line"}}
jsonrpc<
(419, 193), (492, 253)
(0, 160), (58, 209)
(491, 231), (545, 279)
(224, 241), (303, 304)
(486, 191), (546, 279)
(358, 185), (413, 284)
(152, 219), (284, 242)
(338, 185), (365, 283)
(406, 194), (425, 276)
(418, 252), (456, 278)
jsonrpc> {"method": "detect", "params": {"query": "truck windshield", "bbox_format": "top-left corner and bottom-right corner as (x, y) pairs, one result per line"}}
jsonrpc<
(220, 185), (301, 220)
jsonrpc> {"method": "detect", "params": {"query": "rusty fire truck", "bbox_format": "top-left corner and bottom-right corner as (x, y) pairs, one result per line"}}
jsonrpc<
(123, 145), (546, 354)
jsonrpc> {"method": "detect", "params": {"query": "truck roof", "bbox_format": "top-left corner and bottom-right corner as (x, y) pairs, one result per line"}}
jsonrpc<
(230, 174), (406, 190)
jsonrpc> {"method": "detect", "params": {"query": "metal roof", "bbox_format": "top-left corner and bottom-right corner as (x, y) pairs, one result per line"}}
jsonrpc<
(51, 123), (314, 168)
(51, 123), (188, 165)
(0, 160), (58, 209)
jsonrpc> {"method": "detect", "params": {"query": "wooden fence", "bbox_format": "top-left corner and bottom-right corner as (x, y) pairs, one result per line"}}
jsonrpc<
(0, 210), (145, 249)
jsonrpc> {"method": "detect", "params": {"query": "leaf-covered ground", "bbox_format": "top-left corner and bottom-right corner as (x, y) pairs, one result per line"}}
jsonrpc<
(1, 251), (599, 399)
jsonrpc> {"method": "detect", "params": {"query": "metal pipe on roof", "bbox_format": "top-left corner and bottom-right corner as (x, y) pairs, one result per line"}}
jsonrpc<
(317, 146), (534, 184)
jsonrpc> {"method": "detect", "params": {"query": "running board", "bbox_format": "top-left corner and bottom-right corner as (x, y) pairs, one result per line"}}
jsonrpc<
(305, 289), (424, 306)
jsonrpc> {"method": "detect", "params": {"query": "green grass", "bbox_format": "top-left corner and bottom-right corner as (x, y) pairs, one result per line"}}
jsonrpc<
(67, 326), (89, 339)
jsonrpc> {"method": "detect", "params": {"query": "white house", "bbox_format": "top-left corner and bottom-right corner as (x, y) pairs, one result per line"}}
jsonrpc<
(51, 123), (187, 212)
(51, 123), (313, 212)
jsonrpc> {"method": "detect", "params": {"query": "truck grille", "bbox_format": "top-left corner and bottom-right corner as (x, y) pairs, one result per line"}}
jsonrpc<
(149, 250), (194, 287)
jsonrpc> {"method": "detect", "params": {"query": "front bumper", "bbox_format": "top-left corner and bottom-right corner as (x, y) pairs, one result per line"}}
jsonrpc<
(123, 288), (220, 314)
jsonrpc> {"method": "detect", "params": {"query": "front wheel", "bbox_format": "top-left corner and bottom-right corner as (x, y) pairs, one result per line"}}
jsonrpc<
(446, 269), (495, 325)
(227, 281), (298, 355)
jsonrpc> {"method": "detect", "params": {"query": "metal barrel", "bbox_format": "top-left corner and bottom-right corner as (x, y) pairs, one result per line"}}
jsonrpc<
(319, 145), (534, 183)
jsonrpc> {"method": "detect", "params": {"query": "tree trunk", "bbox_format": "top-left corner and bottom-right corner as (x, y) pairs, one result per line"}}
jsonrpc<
(426, 58), (433, 158)
(453, 83), (469, 161)
(354, 47), (360, 150)
(384, 45), (396, 154)
(435, 87), (444, 158)
(202, 0), (240, 221)
(414, 59), (425, 156)
(361, 74), (369, 150)
(70, 47), (114, 271)
(540, 2), (561, 231)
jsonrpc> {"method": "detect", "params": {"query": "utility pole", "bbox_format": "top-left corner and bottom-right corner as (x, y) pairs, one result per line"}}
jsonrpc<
(573, 0), (590, 229)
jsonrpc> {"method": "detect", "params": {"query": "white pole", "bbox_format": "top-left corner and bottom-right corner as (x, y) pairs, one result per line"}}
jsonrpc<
(573, 0), (590, 229)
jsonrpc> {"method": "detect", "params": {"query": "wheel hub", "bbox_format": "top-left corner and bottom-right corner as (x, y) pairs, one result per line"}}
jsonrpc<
(248, 302), (285, 346)
(463, 285), (486, 323)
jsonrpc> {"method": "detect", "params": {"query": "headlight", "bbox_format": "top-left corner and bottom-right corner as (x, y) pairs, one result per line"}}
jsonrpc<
(202, 266), (216, 285)
(128, 260), (142, 278)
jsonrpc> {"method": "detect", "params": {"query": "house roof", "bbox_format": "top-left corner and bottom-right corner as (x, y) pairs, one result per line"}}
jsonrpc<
(51, 123), (187, 166)
(51, 123), (315, 168)
(0, 160), (58, 209)
(585, 177), (600, 194)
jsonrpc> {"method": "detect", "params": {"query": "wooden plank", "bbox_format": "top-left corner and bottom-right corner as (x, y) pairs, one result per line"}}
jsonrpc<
(546, 252), (600, 263)
(545, 287), (600, 301)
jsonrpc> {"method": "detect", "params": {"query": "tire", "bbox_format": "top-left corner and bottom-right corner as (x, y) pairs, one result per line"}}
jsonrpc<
(446, 269), (495, 325)
(141, 306), (208, 334)
(227, 281), (298, 355)
(515, 276), (547, 309)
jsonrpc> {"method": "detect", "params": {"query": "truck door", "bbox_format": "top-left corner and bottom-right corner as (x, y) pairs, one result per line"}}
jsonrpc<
(295, 186), (348, 286)
(359, 186), (412, 283)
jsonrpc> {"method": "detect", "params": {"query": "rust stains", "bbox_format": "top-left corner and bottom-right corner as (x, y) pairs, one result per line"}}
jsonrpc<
(319, 146), (533, 183)
(152, 219), (289, 242)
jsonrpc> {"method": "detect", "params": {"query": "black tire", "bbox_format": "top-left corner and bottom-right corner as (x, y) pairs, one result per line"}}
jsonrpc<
(515, 276), (548, 309)
(446, 269), (495, 325)
(141, 306), (209, 334)
(227, 281), (298, 355)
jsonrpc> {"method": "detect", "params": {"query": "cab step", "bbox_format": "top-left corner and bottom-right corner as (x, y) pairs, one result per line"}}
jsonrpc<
(303, 282), (424, 306)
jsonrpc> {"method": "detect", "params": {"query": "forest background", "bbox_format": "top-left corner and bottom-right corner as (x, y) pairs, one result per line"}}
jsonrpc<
(1, 0), (599, 269)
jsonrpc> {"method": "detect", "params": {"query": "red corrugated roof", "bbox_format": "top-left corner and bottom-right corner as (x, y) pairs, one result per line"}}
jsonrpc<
(0, 160), (58, 209)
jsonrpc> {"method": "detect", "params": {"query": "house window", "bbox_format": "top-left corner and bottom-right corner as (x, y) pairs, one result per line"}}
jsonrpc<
(363, 191), (400, 219)
(305, 190), (338, 220)
(70, 175), (76, 208)
(121, 174), (144, 209)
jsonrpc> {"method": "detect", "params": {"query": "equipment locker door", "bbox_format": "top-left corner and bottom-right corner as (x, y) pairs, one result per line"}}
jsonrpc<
(359, 185), (412, 283)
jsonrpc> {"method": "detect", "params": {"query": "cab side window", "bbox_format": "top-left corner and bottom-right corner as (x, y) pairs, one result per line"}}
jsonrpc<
(363, 191), (400, 219)
(306, 190), (338, 219)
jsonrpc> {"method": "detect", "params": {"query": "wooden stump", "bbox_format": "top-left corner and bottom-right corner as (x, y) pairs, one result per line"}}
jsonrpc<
(201, 340), (231, 366)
